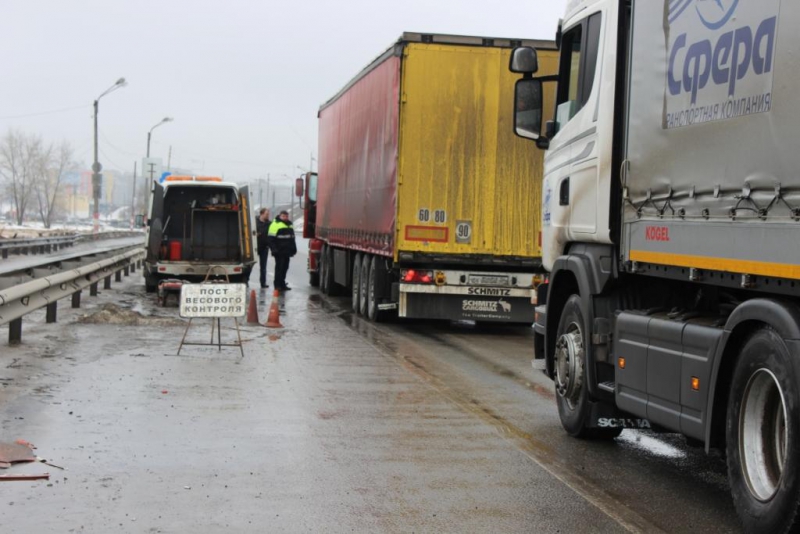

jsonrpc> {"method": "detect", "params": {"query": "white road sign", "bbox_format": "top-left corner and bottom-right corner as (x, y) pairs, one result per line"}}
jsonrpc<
(179, 283), (247, 318)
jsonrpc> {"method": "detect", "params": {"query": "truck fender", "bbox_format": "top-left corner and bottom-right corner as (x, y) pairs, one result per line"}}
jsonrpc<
(546, 244), (616, 397)
(705, 298), (800, 450)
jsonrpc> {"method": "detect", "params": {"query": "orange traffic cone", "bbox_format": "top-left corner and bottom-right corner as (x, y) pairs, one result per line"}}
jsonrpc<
(246, 289), (260, 325)
(265, 289), (283, 328)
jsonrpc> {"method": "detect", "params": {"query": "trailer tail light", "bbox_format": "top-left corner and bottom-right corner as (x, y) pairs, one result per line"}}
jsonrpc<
(691, 377), (700, 391)
(158, 266), (167, 272)
(233, 267), (242, 273)
(618, 357), (626, 370)
(401, 269), (434, 284)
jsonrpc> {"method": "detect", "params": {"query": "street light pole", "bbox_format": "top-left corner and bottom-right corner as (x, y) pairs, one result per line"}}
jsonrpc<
(146, 117), (173, 158)
(144, 117), (174, 215)
(92, 77), (127, 234)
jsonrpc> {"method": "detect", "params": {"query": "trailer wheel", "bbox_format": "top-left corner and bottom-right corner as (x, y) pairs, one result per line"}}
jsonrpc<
(554, 295), (621, 440)
(367, 255), (388, 322)
(726, 328), (800, 533)
(309, 272), (320, 287)
(358, 254), (370, 316)
(352, 253), (362, 313)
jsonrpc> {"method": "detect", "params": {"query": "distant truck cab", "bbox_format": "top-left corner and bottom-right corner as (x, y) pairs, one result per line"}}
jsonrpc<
(143, 176), (255, 292)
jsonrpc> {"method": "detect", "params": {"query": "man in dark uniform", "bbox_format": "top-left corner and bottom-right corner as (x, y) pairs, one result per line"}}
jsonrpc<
(255, 208), (271, 288)
(267, 210), (297, 291)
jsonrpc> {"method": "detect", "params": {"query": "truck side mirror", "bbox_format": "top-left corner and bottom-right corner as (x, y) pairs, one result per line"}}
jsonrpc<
(134, 214), (144, 228)
(509, 46), (539, 75)
(514, 78), (543, 141)
(295, 177), (304, 198)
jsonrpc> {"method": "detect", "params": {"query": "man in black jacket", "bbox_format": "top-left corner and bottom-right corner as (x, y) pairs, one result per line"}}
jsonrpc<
(255, 208), (271, 288)
(267, 210), (297, 291)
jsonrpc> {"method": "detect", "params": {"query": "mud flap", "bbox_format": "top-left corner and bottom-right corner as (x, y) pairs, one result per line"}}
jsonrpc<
(587, 400), (652, 430)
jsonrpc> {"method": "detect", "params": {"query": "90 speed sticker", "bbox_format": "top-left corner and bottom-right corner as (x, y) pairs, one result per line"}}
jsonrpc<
(455, 220), (472, 244)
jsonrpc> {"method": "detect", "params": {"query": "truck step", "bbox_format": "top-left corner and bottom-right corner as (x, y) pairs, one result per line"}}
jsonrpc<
(598, 381), (616, 393)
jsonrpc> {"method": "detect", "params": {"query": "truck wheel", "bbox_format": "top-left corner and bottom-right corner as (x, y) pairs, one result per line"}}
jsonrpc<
(358, 254), (370, 316)
(323, 245), (343, 296)
(367, 255), (388, 322)
(352, 253), (362, 313)
(726, 328), (800, 533)
(554, 295), (621, 440)
(320, 245), (329, 294)
(145, 273), (158, 293)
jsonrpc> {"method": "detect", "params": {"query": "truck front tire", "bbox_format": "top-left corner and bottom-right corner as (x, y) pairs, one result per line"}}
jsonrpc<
(320, 245), (329, 294)
(726, 328), (800, 533)
(555, 295), (621, 440)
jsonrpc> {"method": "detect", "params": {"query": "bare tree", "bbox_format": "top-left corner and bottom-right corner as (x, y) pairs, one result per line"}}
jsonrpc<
(0, 129), (37, 225)
(33, 140), (74, 228)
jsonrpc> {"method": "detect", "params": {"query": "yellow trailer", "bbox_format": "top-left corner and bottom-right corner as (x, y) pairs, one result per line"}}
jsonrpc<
(313, 33), (557, 322)
(397, 39), (558, 261)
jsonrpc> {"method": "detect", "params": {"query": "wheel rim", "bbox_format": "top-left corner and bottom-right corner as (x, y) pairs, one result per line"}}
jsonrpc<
(554, 321), (584, 410)
(739, 368), (788, 502)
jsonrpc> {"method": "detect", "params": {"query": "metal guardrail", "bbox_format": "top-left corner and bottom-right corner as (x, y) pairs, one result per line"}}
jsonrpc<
(0, 246), (145, 344)
(0, 230), (143, 259)
(0, 235), (78, 258)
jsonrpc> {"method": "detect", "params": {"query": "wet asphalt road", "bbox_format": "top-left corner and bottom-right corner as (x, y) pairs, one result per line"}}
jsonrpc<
(0, 241), (741, 533)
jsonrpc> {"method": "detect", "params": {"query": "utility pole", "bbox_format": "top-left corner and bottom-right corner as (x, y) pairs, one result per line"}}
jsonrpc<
(91, 77), (127, 234)
(129, 161), (137, 230)
(267, 174), (271, 211)
(144, 161), (158, 221)
(167, 145), (172, 170)
(92, 98), (101, 234)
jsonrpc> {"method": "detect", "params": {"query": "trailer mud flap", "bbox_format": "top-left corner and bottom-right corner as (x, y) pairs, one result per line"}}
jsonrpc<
(400, 293), (534, 323)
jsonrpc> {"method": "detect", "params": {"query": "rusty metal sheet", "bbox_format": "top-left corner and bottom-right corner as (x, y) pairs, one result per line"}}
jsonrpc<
(0, 442), (36, 464)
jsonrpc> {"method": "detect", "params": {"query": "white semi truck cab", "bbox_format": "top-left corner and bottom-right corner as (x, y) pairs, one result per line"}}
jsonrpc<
(511, 1), (800, 531)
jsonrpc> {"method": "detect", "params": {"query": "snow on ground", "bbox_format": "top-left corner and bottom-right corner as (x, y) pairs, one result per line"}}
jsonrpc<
(0, 221), (123, 238)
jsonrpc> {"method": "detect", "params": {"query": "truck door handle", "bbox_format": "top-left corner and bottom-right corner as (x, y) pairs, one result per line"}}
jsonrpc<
(559, 177), (570, 206)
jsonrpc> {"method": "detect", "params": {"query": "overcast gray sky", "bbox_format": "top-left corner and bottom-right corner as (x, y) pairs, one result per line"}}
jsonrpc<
(1, 0), (565, 185)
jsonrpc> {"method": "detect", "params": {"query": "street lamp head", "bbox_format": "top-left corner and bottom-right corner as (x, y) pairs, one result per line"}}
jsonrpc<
(116, 77), (127, 87)
(163, 117), (173, 123)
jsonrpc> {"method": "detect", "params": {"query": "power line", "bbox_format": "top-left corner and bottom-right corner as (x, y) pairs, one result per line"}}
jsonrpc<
(0, 104), (91, 121)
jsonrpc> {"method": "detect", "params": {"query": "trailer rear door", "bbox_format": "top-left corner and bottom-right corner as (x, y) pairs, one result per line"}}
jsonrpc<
(238, 185), (254, 265)
(396, 42), (558, 260)
(146, 182), (165, 262)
